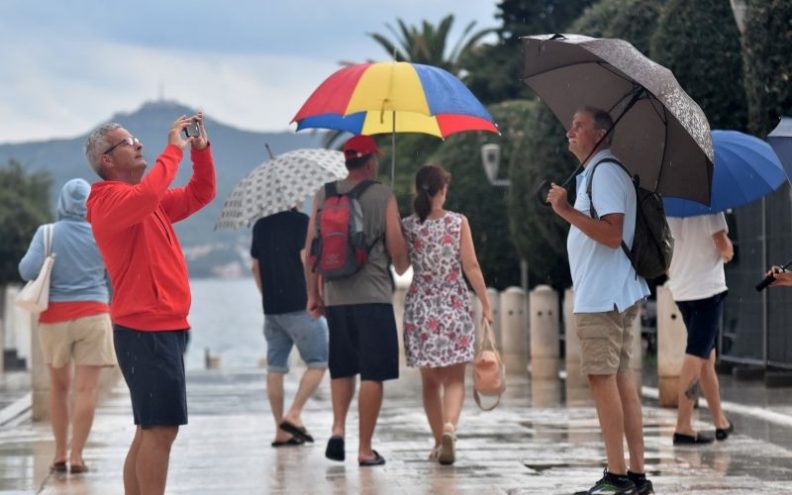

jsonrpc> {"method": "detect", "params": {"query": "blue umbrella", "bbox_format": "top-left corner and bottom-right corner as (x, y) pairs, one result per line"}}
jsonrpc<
(663, 130), (789, 217)
(768, 116), (792, 179)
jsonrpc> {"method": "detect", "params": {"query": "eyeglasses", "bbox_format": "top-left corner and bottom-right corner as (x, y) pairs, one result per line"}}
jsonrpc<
(104, 137), (140, 155)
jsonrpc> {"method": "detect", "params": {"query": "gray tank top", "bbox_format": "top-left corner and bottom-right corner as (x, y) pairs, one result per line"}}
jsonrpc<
(316, 179), (394, 306)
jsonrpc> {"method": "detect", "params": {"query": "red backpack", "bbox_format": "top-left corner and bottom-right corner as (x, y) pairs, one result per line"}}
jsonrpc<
(309, 180), (377, 280)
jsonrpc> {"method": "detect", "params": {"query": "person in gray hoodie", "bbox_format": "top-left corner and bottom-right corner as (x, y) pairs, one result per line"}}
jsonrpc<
(19, 178), (116, 475)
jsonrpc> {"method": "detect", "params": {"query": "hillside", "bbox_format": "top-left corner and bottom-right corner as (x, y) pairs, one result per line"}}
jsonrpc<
(0, 100), (325, 277)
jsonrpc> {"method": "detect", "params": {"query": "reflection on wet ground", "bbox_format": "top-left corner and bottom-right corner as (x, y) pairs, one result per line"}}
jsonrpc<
(2, 368), (792, 494)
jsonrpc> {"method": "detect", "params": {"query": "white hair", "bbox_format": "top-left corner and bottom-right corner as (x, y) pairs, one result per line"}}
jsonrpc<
(84, 122), (122, 177)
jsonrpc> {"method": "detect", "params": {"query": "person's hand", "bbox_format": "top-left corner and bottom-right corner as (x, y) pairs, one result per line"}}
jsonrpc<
(190, 112), (208, 150)
(546, 182), (571, 215)
(767, 265), (791, 287)
(482, 304), (494, 326)
(168, 115), (194, 149)
(307, 293), (324, 318)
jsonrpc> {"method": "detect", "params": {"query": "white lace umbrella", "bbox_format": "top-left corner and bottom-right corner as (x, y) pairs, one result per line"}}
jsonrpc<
(215, 148), (348, 229)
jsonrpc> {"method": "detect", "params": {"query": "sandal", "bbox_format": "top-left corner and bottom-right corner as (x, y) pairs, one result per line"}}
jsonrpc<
(673, 432), (714, 445)
(428, 445), (442, 461)
(50, 461), (67, 473)
(69, 462), (89, 474)
(439, 428), (456, 465)
(358, 450), (386, 467)
(271, 437), (304, 448)
(279, 420), (314, 443)
(325, 436), (345, 461)
(715, 422), (734, 441)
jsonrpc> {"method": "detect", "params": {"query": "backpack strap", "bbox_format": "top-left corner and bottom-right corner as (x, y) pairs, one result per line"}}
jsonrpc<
(347, 179), (377, 199)
(324, 181), (338, 198)
(584, 158), (636, 265)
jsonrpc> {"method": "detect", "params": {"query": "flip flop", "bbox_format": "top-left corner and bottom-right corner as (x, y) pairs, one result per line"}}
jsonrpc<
(358, 450), (386, 467)
(50, 461), (67, 473)
(325, 436), (345, 461)
(279, 420), (314, 443)
(271, 437), (304, 448)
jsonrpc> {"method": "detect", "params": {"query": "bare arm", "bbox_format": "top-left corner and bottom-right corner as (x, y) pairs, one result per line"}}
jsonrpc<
(251, 259), (262, 294)
(459, 216), (493, 323)
(712, 230), (733, 263)
(304, 192), (323, 317)
(547, 182), (623, 248)
(385, 195), (410, 275)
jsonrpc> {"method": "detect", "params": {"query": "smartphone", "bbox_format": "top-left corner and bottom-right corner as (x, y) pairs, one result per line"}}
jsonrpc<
(182, 120), (201, 139)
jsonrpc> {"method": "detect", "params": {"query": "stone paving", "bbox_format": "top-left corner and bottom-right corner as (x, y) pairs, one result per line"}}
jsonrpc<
(2, 367), (792, 494)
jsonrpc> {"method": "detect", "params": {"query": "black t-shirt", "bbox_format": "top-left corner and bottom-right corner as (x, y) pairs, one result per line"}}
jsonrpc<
(250, 210), (309, 315)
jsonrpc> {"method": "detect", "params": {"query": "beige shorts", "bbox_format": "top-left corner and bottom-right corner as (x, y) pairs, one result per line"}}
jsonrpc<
(38, 313), (117, 368)
(574, 302), (640, 376)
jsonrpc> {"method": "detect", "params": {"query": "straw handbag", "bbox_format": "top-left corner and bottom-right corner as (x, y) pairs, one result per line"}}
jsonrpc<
(16, 224), (55, 313)
(472, 319), (505, 411)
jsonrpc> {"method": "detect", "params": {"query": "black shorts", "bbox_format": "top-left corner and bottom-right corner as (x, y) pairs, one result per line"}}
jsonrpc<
(114, 325), (188, 428)
(325, 303), (399, 381)
(677, 291), (727, 359)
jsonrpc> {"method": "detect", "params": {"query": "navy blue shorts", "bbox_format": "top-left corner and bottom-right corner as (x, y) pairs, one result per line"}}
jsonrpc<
(677, 291), (727, 359)
(114, 325), (188, 428)
(325, 303), (399, 382)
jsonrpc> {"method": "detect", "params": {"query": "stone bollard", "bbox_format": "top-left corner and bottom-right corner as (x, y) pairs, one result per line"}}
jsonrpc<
(563, 288), (589, 392)
(529, 285), (560, 379)
(204, 347), (221, 370)
(657, 284), (687, 407)
(499, 287), (529, 374)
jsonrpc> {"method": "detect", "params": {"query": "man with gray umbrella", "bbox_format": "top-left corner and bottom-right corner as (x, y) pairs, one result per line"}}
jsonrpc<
(547, 107), (653, 495)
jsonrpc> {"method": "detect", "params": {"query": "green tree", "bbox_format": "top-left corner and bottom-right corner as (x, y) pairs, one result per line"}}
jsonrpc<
(0, 160), (52, 285)
(368, 14), (494, 75)
(742, 0), (792, 135)
(507, 103), (577, 289)
(569, 0), (664, 55)
(650, 0), (747, 130)
(463, 0), (595, 104)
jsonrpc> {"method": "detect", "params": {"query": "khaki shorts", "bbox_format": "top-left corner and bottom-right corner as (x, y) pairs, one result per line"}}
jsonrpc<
(38, 313), (117, 368)
(574, 302), (640, 376)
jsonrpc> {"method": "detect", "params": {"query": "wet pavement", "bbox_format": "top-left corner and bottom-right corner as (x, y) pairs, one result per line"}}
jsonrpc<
(3, 367), (792, 494)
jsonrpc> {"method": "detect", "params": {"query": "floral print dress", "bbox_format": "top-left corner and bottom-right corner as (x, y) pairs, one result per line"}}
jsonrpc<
(402, 211), (474, 368)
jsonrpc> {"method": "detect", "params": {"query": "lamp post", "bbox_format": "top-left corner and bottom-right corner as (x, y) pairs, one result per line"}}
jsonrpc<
(480, 143), (529, 291)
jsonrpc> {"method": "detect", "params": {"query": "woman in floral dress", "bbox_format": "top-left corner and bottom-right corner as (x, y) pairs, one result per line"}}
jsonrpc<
(402, 164), (493, 465)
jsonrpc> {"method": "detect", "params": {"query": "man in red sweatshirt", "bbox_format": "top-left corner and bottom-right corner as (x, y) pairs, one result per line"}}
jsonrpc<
(85, 114), (215, 495)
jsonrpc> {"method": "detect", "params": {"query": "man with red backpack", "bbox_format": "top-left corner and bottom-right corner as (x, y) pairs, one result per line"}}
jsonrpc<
(304, 135), (409, 467)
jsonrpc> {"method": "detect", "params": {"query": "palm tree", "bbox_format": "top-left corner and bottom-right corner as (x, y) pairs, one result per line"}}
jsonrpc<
(368, 14), (494, 75)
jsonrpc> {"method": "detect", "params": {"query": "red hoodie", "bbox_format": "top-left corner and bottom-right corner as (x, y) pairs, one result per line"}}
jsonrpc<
(87, 144), (216, 331)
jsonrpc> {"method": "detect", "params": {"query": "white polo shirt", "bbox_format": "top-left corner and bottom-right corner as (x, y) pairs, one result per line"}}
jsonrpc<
(567, 149), (650, 313)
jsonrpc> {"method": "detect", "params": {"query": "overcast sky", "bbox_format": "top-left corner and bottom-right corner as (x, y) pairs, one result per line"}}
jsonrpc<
(0, 1), (499, 144)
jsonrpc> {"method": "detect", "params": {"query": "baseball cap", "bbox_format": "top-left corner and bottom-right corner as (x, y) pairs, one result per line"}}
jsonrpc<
(343, 135), (381, 159)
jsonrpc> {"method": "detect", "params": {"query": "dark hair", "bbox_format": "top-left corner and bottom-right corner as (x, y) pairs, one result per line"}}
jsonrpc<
(345, 153), (373, 170)
(580, 106), (615, 145)
(413, 164), (451, 223)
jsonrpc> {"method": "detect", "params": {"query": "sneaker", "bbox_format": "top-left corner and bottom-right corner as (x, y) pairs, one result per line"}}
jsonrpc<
(573, 471), (637, 495)
(627, 471), (654, 495)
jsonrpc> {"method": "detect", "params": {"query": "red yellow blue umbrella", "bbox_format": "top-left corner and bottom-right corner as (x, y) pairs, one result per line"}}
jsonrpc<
(292, 61), (498, 183)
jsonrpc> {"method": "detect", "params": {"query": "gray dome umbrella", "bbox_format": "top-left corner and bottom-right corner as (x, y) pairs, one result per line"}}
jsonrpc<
(521, 33), (714, 205)
(215, 148), (348, 229)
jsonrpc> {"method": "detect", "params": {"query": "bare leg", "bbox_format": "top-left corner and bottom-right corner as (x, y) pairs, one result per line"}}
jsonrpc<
(69, 365), (102, 466)
(266, 371), (289, 442)
(283, 367), (326, 427)
(420, 368), (444, 446)
(136, 426), (179, 495)
(675, 354), (705, 435)
(589, 374), (627, 474)
(700, 350), (729, 429)
(358, 380), (383, 460)
(48, 364), (72, 465)
(439, 363), (466, 429)
(616, 370), (645, 474)
(124, 427), (142, 495)
(330, 377), (355, 438)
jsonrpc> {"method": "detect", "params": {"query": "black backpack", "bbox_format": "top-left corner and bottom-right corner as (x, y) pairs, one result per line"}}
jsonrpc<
(586, 158), (674, 280)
